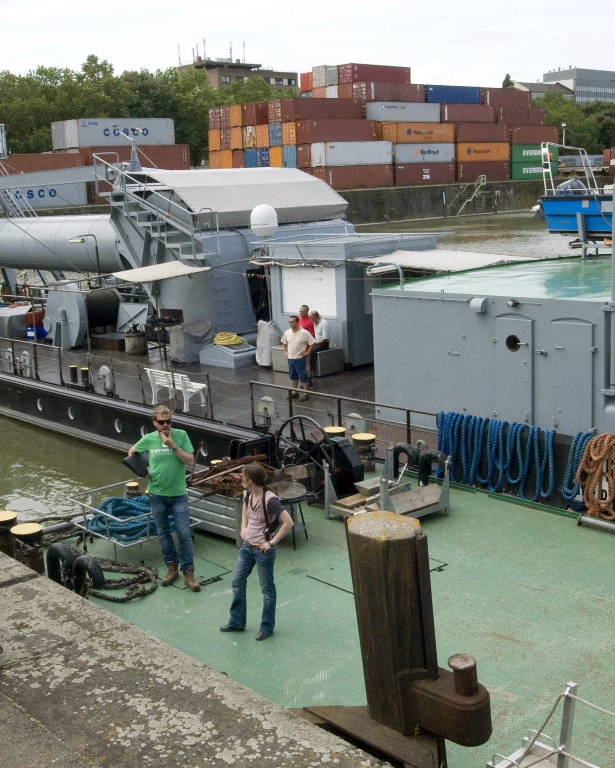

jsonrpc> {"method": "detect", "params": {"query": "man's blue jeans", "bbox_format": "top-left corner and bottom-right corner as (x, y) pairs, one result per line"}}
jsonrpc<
(228, 543), (277, 634)
(149, 494), (194, 572)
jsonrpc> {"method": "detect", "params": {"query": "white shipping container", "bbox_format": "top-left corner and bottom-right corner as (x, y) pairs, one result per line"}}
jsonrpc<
(325, 86), (338, 99)
(365, 102), (441, 123)
(311, 141), (393, 167)
(51, 118), (175, 150)
(312, 65), (334, 89)
(10, 182), (87, 210)
(394, 143), (455, 163)
(325, 66), (338, 86)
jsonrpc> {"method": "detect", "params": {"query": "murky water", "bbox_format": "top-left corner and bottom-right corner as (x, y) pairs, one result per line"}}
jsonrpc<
(0, 212), (571, 521)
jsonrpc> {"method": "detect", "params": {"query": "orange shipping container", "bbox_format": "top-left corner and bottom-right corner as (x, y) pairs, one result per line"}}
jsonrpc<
(378, 122), (455, 144)
(456, 142), (510, 162)
(282, 122), (297, 146)
(269, 146), (283, 167)
(219, 150), (233, 169)
(255, 124), (270, 148)
(229, 104), (243, 128)
(230, 127), (243, 150)
(232, 150), (244, 168)
(243, 126), (256, 149)
(209, 151), (221, 169)
(208, 129), (221, 152)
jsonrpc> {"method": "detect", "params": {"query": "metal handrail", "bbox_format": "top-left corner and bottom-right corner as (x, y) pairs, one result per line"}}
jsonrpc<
(541, 142), (601, 195)
(0, 160), (38, 218)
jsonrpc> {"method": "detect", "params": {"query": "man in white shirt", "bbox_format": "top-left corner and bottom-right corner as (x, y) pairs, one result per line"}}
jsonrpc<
(307, 310), (331, 380)
(281, 315), (314, 401)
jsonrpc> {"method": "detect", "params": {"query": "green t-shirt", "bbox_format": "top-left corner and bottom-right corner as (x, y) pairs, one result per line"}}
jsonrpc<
(134, 428), (194, 497)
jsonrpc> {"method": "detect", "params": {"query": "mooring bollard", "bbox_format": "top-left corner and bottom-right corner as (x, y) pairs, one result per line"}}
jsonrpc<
(125, 481), (142, 498)
(0, 511), (18, 556)
(10, 522), (45, 574)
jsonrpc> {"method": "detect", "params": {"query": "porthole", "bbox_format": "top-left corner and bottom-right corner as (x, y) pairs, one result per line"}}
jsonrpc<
(140, 425), (148, 438)
(36, 398), (43, 412)
(68, 407), (75, 420)
(506, 335), (520, 352)
(114, 419), (122, 434)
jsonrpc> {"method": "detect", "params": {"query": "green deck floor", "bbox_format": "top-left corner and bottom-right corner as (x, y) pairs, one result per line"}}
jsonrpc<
(83, 482), (615, 767)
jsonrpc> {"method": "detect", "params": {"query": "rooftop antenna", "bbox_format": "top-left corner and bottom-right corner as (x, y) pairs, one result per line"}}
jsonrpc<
(177, 44), (181, 66)
(243, 41), (245, 64)
(196, 42), (200, 59)
(192, 47), (195, 63)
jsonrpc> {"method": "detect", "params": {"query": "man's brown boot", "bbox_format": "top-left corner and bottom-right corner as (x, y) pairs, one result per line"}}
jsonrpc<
(161, 562), (179, 586)
(184, 567), (201, 592)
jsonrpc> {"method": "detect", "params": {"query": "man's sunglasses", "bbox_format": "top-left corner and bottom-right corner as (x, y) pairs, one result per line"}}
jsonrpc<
(156, 419), (172, 425)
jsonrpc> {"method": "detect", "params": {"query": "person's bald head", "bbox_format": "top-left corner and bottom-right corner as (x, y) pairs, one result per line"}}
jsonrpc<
(310, 310), (320, 323)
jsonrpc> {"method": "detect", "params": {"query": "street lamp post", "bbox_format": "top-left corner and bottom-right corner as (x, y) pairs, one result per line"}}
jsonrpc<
(561, 122), (567, 146)
(68, 234), (102, 287)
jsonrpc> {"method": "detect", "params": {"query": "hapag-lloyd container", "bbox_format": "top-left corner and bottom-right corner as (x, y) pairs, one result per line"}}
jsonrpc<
(311, 164), (394, 189)
(395, 163), (456, 186)
(481, 88), (531, 108)
(283, 146), (297, 168)
(455, 123), (510, 143)
(366, 102), (440, 123)
(511, 161), (557, 180)
(496, 106), (545, 125)
(395, 143), (455, 163)
(312, 65), (338, 88)
(425, 85), (480, 104)
(353, 82), (425, 103)
(300, 72), (313, 92)
(242, 102), (269, 126)
(296, 120), (377, 144)
(338, 64), (410, 84)
(282, 122), (297, 146)
(441, 104), (495, 123)
(511, 126), (558, 144)
(456, 143), (510, 162)
(377, 122), (454, 144)
(311, 141), (393, 167)
(51, 118), (175, 150)
(511, 144), (559, 163)
(281, 99), (362, 121)
(457, 160), (510, 182)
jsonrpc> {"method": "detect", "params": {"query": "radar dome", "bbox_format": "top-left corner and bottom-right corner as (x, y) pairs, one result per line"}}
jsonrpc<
(250, 204), (278, 238)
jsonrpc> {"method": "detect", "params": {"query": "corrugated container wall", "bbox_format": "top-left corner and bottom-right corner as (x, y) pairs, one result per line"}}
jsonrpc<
(396, 163), (456, 186)
(269, 146), (283, 167)
(378, 122), (454, 144)
(255, 124), (270, 148)
(219, 128), (230, 151)
(283, 146), (297, 168)
(208, 108), (220, 130)
(511, 126), (558, 144)
(311, 141), (393, 167)
(312, 88), (327, 99)
(281, 99), (362, 121)
(511, 145), (559, 163)
(209, 130), (221, 152)
(2, 152), (86, 174)
(456, 143), (510, 162)
(84, 144), (190, 169)
(219, 150), (233, 169)
(457, 160), (510, 181)
(268, 100), (282, 123)
(268, 123), (282, 147)
(338, 64), (411, 84)
(455, 123), (509, 143)
(219, 106), (231, 127)
(232, 149), (244, 168)
(312, 164), (394, 189)
(312, 65), (335, 88)
(244, 149), (258, 168)
(242, 102), (269, 125)
(441, 104), (495, 123)
(243, 126), (256, 149)
(209, 151), (220, 169)
(425, 85), (481, 104)
(51, 118), (175, 150)
(256, 148), (270, 167)
(496, 107), (545, 125)
(352, 82), (425, 103)
(395, 143), (455, 163)
(282, 122), (297, 146)
(365, 102), (440, 123)
(10, 182), (87, 210)
(300, 72), (313, 92)
(296, 119), (377, 144)
(230, 127), (243, 150)
(325, 66), (338, 86)
(326, 86), (338, 99)
(229, 105), (243, 127)
(481, 88), (531, 108)
(338, 84), (354, 99)
(511, 161), (557, 180)
(296, 145), (312, 168)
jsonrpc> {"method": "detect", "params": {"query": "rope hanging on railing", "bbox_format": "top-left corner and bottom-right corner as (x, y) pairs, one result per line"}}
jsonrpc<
(576, 433), (615, 520)
(561, 431), (594, 510)
(437, 411), (555, 501)
(87, 496), (173, 542)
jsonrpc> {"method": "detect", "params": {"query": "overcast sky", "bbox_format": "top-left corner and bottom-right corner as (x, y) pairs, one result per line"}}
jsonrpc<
(1, 0), (612, 87)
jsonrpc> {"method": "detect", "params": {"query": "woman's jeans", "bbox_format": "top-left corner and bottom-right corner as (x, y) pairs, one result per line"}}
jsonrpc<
(149, 494), (194, 572)
(228, 543), (277, 634)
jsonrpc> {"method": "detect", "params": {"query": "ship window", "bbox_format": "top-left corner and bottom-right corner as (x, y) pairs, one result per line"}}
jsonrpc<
(506, 335), (521, 352)
(36, 398), (43, 411)
(68, 407), (75, 420)
(114, 419), (122, 433)
(140, 425), (148, 438)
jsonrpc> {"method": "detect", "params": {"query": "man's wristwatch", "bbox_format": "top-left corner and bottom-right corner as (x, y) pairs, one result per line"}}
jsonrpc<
(170, 444), (178, 452)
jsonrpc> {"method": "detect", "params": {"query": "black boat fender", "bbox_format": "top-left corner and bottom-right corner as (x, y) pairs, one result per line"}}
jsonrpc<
(392, 443), (419, 476)
(45, 543), (80, 590)
(72, 555), (106, 597)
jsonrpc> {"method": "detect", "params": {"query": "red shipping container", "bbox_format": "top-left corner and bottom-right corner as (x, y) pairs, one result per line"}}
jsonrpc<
(338, 84), (354, 99)
(268, 100), (282, 123)
(232, 150), (244, 168)
(220, 128), (231, 151)
(456, 161), (510, 182)
(311, 164), (394, 190)
(603, 147), (615, 167)
(219, 105), (231, 127)
(296, 119), (377, 144)
(455, 123), (510, 142)
(2, 152), (86, 174)
(300, 72), (313, 92)
(242, 102), (269, 125)
(441, 104), (495, 123)
(312, 88), (327, 98)
(395, 163), (455, 186)
(496, 106), (545, 125)
(297, 145), (312, 168)
(353, 82), (425, 103)
(338, 64), (411, 85)
(208, 107), (220, 130)
(510, 126), (558, 144)
(281, 99), (363, 121)
(481, 88), (531, 108)
(82, 145), (190, 169)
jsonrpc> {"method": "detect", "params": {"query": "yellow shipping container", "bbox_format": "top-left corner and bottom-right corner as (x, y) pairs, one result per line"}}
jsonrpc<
(208, 129), (221, 152)
(282, 122), (297, 146)
(269, 146), (283, 167)
(456, 142), (510, 162)
(230, 127), (243, 150)
(377, 122), (455, 144)
(209, 151), (221, 169)
(255, 124), (270, 148)
(219, 150), (233, 169)
(243, 126), (256, 149)
(229, 104), (243, 127)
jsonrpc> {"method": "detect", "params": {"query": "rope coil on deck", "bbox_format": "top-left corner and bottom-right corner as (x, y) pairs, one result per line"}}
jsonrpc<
(87, 496), (174, 542)
(576, 433), (615, 520)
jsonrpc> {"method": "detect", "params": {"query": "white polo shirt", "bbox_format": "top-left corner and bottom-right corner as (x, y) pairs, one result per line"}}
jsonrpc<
(314, 318), (331, 343)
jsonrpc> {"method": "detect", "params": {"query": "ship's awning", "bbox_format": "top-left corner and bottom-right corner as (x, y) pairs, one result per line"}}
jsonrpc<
(351, 249), (540, 272)
(110, 261), (211, 284)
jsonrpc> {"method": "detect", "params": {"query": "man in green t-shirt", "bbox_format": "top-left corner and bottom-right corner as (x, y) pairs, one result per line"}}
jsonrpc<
(128, 405), (200, 591)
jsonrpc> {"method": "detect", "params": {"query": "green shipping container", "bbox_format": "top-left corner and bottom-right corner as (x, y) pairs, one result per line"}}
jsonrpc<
(511, 161), (557, 180)
(511, 144), (559, 163)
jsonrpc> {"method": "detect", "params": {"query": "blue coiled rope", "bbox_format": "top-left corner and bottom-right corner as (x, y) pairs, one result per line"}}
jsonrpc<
(561, 431), (594, 510)
(87, 496), (173, 543)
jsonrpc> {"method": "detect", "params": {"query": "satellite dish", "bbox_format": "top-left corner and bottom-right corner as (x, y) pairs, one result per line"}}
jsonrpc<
(250, 204), (278, 238)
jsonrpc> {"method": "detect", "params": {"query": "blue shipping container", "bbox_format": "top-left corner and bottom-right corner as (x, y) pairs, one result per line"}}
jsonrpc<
(256, 148), (270, 167)
(268, 123), (282, 147)
(283, 146), (297, 168)
(244, 149), (258, 168)
(425, 85), (481, 104)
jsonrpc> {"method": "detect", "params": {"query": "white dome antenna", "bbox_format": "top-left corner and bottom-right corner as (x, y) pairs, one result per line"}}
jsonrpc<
(250, 204), (278, 238)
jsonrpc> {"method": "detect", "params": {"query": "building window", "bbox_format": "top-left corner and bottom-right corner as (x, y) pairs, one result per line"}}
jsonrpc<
(289, 79), (296, 86)
(269, 78), (276, 85)
(275, 78), (284, 85)
(221, 75), (230, 83)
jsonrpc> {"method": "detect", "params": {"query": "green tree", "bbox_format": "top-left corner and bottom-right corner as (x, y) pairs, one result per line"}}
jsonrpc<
(533, 93), (600, 153)
(579, 100), (615, 152)
(170, 67), (218, 165)
(502, 74), (514, 88)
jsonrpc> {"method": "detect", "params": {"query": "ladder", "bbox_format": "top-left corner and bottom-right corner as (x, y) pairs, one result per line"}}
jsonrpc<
(446, 175), (487, 216)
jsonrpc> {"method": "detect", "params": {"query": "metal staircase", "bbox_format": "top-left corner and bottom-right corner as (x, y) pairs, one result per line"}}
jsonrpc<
(0, 162), (38, 218)
(446, 175), (487, 217)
